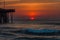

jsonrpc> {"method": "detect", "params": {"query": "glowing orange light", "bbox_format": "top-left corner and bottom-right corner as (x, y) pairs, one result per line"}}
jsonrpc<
(30, 17), (35, 20)
(27, 11), (36, 21)
(28, 12), (36, 17)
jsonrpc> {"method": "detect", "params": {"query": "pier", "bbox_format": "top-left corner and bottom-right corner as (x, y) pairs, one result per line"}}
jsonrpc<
(0, 8), (15, 24)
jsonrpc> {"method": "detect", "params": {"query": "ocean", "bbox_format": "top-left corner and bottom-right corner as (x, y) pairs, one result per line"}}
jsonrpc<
(0, 24), (60, 40)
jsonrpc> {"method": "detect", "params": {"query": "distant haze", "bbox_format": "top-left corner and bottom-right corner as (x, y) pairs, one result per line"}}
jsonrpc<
(0, 0), (60, 21)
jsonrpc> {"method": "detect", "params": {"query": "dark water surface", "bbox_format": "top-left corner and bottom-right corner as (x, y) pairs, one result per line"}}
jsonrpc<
(0, 24), (60, 40)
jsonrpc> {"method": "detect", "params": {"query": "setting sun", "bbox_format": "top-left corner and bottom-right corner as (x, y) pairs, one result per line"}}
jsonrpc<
(28, 12), (36, 17)
(27, 12), (36, 20)
(30, 17), (35, 20)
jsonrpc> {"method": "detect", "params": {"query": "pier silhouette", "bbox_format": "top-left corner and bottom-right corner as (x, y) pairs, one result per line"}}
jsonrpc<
(0, 8), (15, 24)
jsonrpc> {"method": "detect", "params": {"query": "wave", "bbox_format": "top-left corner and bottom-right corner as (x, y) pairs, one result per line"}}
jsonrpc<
(14, 37), (60, 40)
(10, 28), (60, 36)
(0, 27), (60, 40)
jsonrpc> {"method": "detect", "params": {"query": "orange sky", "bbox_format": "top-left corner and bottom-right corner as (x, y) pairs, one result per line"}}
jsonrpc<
(0, 0), (60, 20)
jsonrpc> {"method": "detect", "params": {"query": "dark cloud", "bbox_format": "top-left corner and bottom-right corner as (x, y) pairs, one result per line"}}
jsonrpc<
(0, 1), (20, 5)
(0, 0), (60, 5)
(18, 0), (60, 3)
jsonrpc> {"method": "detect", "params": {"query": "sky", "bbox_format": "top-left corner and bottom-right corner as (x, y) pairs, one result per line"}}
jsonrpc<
(0, 0), (60, 21)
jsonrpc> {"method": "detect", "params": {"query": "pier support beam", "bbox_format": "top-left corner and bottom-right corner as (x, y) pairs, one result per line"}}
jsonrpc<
(0, 8), (15, 24)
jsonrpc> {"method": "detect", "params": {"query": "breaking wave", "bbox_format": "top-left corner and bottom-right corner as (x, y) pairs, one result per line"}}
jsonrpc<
(0, 27), (60, 40)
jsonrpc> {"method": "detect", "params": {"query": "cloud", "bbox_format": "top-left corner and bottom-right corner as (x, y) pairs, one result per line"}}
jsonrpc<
(0, 0), (20, 2)
(0, 0), (60, 5)
(16, 0), (60, 3)
(0, 0), (21, 5)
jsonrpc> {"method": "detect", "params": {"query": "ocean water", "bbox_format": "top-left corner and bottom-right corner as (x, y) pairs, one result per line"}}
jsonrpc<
(0, 24), (60, 40)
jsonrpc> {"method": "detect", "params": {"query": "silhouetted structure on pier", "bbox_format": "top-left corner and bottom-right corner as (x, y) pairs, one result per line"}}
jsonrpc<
(0, 8), (15, 24)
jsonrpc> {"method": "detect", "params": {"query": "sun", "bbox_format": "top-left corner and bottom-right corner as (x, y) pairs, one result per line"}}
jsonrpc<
(28, 12), (36, 17)
(30, 17), (35, 21)
(27, 12), (36, 21)
(26, 11), (37, 21)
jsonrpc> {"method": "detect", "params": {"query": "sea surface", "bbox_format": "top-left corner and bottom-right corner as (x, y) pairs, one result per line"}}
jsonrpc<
(0, 24), (60, 40)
